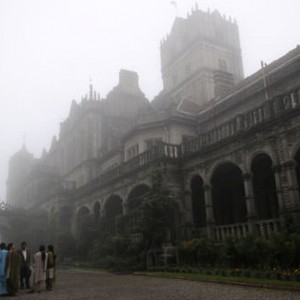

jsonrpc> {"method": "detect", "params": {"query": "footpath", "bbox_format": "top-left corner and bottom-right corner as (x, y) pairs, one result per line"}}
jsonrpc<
(2, 268), (300, 300)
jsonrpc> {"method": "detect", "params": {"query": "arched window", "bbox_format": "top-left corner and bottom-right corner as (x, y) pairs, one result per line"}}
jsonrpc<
(251, 154), (278, 220)
(127, 185), (150, 232)
(190, 175), (206, 228)
(104, 195), (123, 235)
(211, 163), (246, 225)
(294, 149), (300, 199)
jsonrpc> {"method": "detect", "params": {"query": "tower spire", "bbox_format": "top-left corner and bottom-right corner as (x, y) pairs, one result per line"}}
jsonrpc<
(89, 78), (93, 100)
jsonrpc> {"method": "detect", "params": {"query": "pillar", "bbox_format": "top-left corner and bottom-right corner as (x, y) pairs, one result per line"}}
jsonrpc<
(204, 184), (215, 239)
(182, 190), (194, 240)
(272, 164), (285, 227)
(242, 173), (257, 235)
(283, 160), (300, 210)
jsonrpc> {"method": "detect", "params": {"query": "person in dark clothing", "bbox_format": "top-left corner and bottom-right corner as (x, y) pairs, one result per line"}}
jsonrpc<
(46, 245), (56, 290)
(17, 241), (31, 289)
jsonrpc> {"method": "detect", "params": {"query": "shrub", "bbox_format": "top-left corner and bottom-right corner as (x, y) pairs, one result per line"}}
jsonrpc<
(178, 237), (220, 267)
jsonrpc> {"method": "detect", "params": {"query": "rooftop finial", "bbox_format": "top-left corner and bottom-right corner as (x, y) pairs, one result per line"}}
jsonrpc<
(170, 1), (178, 17)
(89, 78), (93, 100)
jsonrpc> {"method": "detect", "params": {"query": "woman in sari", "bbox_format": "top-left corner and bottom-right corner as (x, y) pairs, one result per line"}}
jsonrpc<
(29, 245), (48, 293)
(6, 243), (21, 296)
(0, 243), (8, 295)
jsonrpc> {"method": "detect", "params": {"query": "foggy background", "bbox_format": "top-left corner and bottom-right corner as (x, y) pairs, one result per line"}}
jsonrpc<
(0, 0), (300, 202)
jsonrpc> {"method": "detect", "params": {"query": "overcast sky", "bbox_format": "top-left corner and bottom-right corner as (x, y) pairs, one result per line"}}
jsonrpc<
(0, 0), (300, 201)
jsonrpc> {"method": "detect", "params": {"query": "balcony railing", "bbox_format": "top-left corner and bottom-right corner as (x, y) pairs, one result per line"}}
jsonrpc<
(68, 89), (300, 197)
(256, 219), (281, 239)
(214, 223), (249, 242)
(182, 89), (300, 155)
(101, 143), (181, 183)
(213, 218), (281, 242)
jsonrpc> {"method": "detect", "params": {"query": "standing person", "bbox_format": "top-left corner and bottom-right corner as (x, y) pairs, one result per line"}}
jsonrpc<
(0, 243), (8, 296)
(17, 241), (31, 289)
(29, 245), (48, 293)
(46, 244), (56, 291)
(6, 243), (21, 296)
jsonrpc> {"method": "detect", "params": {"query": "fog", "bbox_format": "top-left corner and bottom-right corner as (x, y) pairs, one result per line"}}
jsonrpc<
(0, 0), (299, 201)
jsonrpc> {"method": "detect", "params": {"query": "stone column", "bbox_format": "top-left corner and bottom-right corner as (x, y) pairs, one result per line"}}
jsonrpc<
(264, 99), (274, 120)
(272, 164), (285, 227)
(272, 95), (284, 116)
(242, 173), (257, 235)
(123, 201), (129, 215)
(283, 160), (300, 211)
(204, 184), (215, 240)
(182, 190), (194, 240)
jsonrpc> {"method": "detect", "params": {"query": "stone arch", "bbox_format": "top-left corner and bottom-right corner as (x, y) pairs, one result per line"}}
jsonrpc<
(294, 148), (300, 199)
(126, 184), (150, 232)
(251, 153), (279, 220)
(291, 141), (300, 160)
(77, 205), (90, 218)
(246, 148), (277, 173)
(211, 162), (246, 225)
(76, 206), (92, 238)
(104, 195), (123, 217)
(124, 179), (151, 200)
(103, 194), (123, 235)
(127, 184), (150, 211)
(208, 158), (242, 181)
(186, 169), (208, 187)
(76, 205), (90, 217)
(93, 201), (101, 222)
(190, 175), (206, 228)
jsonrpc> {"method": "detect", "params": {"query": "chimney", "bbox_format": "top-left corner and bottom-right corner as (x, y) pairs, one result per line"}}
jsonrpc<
(119, 69), (140, 94)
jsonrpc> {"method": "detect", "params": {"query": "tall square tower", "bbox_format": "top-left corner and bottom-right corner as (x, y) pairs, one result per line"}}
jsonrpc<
(160, 8), (244, 105)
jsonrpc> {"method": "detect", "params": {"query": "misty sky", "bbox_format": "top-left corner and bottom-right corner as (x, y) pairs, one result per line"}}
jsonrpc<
(0, 0), (300, 201)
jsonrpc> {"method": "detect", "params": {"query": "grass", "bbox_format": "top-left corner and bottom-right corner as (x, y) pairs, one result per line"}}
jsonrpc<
(65, 262), (300, 291)
(136, 271), (300, 291)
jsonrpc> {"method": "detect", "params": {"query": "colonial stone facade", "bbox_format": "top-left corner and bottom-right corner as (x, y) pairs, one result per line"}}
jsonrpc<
(6, 8), (300, 243)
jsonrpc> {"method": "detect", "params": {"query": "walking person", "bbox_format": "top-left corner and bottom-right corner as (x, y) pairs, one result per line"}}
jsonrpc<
(0, 243), (8, 296)
(46, 244), (56, 290)
(6, 243), (21, 296)
(29, 245), (48, 293)
(17, 241), (31, 289)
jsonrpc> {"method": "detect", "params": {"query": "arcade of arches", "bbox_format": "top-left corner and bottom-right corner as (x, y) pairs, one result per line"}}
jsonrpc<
(190, 149), (300, 240)
(71, 184), (151, 238)
(58, 148), (300, 243)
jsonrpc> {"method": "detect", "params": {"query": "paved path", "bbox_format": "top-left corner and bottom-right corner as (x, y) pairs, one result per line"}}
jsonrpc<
(2, 269), (300, 300)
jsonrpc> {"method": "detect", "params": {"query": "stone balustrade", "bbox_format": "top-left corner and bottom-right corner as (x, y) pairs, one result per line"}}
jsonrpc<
(66, 89), (300, 201)
(182, 89), (300, 155)
(212, 218), (281, 242)
(214, 223), (249, 242)
(256, 218), (281, 239)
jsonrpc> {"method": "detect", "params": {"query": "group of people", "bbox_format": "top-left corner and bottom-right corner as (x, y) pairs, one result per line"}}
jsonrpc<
(0, 241), (56, 296)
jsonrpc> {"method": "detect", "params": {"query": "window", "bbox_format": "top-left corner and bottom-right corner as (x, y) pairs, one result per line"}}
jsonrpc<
(218, 59), (228, 72)
(127, 144), (139, 160)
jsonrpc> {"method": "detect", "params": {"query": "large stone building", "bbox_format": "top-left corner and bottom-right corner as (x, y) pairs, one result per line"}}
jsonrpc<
(6, 7), (300, 243)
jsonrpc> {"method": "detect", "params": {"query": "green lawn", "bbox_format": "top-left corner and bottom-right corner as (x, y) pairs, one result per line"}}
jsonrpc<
(137, 271), (300, 291)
